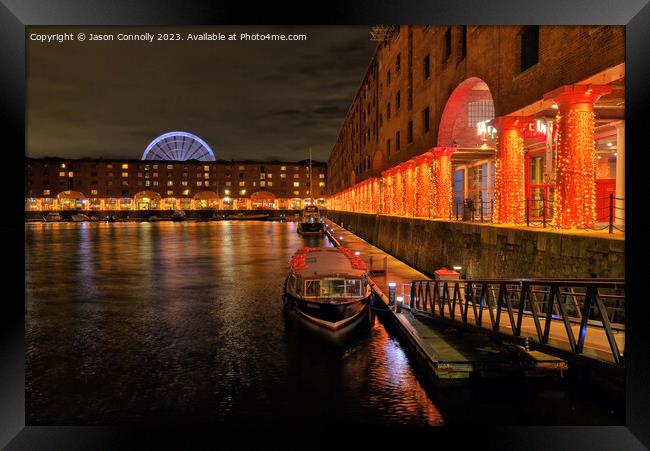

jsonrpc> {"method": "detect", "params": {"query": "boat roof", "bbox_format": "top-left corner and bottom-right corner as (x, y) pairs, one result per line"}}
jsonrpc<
(290, 247), (367, 278)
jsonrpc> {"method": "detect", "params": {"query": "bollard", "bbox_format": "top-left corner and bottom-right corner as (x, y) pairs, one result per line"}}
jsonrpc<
(388, 282), (396, 306)
(396, 296), (403, 313)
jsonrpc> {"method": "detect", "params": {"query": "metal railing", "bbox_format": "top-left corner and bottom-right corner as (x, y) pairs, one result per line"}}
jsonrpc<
(450, 193), (624, 233)
(408, 278), (625, 366)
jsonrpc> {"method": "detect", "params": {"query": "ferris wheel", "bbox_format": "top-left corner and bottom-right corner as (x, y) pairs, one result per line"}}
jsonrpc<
(142, 131), (216, 161)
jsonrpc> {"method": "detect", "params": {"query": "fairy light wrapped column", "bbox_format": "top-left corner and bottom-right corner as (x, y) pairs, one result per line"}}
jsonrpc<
(544, 84), (611, 229)
(414, 152), (434, 217)
(381, 169), (394, 215)
(403, 160), (417, 217)
(370, 178), (380, 213)
(432, 147), (454, 218)
(493, 116), (531, 224)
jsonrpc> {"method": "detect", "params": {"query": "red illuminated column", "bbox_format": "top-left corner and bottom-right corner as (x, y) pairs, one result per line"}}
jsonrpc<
(371, 178), (380, 213)
(414, 152), (434, 217)
(432, 147), (453, 218)
(493, 116), (530, 224)
(393, 168), (403, 216)
(544, 84), (611, 228)
(381, 169), (393, 215)
(403, 161), (416, 217)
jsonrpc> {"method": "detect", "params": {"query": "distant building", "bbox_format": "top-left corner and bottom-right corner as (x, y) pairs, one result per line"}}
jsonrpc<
(25, 157), (327, 211)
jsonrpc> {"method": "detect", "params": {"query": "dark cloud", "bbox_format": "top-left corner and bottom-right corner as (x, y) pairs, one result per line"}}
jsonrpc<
(26, 26), (376, 162)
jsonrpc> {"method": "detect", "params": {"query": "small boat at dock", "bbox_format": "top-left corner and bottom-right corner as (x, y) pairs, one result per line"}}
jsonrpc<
(284, 247), (371, 330)
(297, 205), (324, 235)
(43, 212), (62, 222)
(71, 213), (90, 222)
(172, 210), (187, 221)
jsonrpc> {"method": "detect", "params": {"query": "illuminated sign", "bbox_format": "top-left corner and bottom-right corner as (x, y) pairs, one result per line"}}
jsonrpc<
(523, 119), (555, 139)
(476, 120), (497, 139)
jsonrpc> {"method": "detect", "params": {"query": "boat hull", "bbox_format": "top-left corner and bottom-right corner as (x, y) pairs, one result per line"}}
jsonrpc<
(297, 222), (324, 234)
(285, 293), (370, 330)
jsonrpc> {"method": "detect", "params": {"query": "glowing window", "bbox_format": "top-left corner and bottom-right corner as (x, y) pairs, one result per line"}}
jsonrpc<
(122, 172), (129, 177)
(43, 189), (50, 196)
(122, 163), (129, 169)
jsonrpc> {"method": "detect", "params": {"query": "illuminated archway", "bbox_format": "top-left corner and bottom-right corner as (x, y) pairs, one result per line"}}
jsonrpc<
(134, 191), (162, 210)
(56, 190), (86, 210)
(437, 77), (495, 148)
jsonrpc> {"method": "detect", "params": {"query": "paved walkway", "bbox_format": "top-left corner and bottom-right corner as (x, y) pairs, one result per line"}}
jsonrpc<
(322, 218), (624, 368)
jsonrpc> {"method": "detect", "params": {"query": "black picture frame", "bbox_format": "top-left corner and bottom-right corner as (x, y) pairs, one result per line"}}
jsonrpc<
(3, 0), (649, 448)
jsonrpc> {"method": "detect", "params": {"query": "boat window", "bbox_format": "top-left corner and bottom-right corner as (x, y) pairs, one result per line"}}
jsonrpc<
(330, 279), (345, 297)
(345, 279), (362, 297)
(305, 280), (320, 297)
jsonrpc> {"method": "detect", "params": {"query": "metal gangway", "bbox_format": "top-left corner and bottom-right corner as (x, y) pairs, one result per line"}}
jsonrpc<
(407, 278), (625, 367)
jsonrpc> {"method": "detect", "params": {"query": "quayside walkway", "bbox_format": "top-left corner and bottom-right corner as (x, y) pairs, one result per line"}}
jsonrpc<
(322, 218), (624, 379)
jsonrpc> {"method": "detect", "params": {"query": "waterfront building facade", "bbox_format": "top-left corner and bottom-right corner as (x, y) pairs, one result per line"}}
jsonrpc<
(326, 25), (624, 230)
(25, 157), (327, 211)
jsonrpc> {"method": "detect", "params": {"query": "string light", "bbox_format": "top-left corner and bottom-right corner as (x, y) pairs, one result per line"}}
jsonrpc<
(403, 161), (416, 217)
(493, 118), (526, 224)
(553, 107), (597, 229)
(433, 147), (453, 218)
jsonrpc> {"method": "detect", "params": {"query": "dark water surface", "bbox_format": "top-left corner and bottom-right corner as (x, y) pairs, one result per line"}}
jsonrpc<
(26, 221), (622, 426)
(26, 221), (443, 425)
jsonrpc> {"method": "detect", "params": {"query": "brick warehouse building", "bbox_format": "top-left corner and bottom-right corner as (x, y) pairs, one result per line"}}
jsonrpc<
(326, 25), (625, 230)
(25, 157), (327, 211)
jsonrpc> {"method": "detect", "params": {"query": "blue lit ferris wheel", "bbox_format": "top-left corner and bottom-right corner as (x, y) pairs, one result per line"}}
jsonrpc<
(142, 131), (216, 161)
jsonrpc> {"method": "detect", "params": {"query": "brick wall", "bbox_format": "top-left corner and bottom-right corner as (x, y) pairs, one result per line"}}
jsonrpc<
(325, 210), (625, 279)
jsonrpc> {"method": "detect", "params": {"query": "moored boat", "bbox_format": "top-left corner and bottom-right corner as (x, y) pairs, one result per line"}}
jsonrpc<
(172, 210), (187, 221)
(43, 212), (62, 222)
(284, 247), (371, 330)
(297, 205), (324, 235)
(71, 213), (90, 222)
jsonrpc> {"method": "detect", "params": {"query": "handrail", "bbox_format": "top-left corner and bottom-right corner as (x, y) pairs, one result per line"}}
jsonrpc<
(408, 278), (625, 367)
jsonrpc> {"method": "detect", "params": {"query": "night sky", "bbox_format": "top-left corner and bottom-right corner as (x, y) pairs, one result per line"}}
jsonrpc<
(26, 26), (377, 162)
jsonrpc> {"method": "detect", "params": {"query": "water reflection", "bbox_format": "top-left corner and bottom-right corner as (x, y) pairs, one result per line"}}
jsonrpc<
(25, 221), (442, 425)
